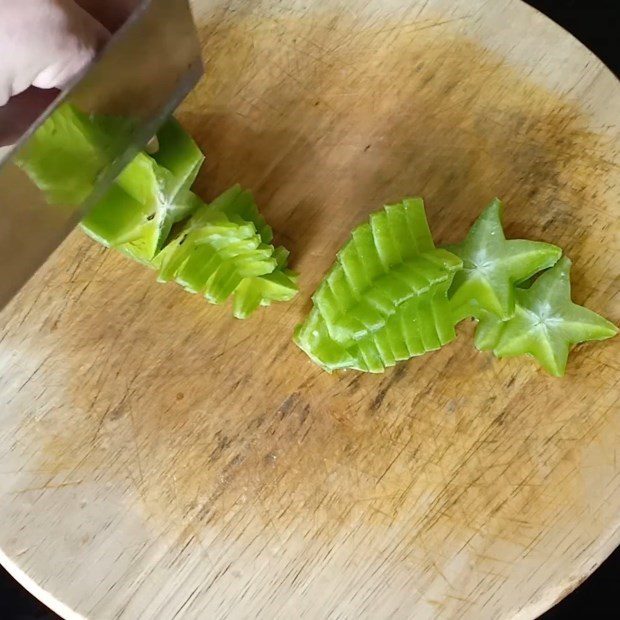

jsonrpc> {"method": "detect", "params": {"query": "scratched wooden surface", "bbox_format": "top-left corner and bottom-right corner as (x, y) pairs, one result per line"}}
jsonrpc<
(1, 0), (618, 618)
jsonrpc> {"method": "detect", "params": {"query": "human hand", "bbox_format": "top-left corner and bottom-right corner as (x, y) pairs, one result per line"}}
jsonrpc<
(0, 0), (109, 107)
(0, 0), (137, 145)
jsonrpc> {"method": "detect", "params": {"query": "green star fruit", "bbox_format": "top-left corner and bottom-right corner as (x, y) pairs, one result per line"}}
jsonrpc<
(476, 256), (617, 376)
(447, 199), (562, 322)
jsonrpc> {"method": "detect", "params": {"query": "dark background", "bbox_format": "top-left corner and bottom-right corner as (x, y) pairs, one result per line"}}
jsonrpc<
(1, 0), (618, 618)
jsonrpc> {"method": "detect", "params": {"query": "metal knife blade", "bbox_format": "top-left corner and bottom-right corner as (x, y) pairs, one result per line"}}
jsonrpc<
(0, 0), (203, 311)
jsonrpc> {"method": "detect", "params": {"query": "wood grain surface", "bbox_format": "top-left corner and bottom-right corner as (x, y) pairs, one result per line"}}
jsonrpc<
(1, 0), (618, 618)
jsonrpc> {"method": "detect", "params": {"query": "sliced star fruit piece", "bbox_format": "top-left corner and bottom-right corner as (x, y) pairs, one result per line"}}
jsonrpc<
(343, 283), (458, 373)
(232, 245), (298, 319)
(447, 199), (562, 322)
(295, 199), (462, 373)
(477, 257), (617, 376)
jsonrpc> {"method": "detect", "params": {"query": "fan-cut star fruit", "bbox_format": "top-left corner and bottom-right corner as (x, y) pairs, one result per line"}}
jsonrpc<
(446, 199), (561, 322)
(295, 199), (463, 373)
(154, 186), (298, 317)
(474, 256), (617, 376)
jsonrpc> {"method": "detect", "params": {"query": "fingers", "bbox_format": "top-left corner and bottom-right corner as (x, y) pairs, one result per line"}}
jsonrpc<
(0, 0), (110, 106)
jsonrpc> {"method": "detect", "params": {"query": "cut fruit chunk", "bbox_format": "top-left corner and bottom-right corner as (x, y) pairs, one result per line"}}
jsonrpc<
(154, 189), (298, 318)
(295, 199), (462, 372)
(294, 309), (357, 371)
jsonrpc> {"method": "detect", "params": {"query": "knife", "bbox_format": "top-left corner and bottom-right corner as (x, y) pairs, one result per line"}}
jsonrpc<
(0, 0), (203, 311)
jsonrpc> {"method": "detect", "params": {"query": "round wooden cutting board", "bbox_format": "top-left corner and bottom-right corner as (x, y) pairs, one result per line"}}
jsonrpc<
(1, 1), (618, 618)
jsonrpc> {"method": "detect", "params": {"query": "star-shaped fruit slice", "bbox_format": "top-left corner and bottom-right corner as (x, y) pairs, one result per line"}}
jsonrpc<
(447, 199), (562, 321)
(480, 256), (617, 376)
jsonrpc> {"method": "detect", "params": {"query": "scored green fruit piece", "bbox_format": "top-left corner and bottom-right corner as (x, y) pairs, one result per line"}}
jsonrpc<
(231, 243), (298, 318)
(295, 199), (463, 373)
(447, 199), (562, 322)
(476, 256), (617, 376)
(157, 201), (275, 290)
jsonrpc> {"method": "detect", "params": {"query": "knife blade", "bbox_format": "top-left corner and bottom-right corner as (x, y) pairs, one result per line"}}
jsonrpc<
(0, 0), (203, 311)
